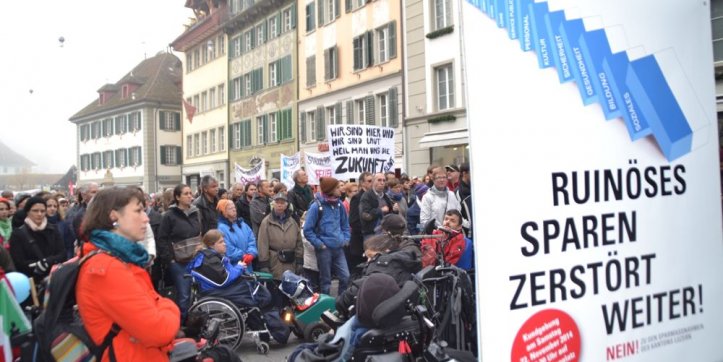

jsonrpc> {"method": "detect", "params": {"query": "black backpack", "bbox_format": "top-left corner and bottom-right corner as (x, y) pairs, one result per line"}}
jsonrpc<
(34, 250), (121, 362)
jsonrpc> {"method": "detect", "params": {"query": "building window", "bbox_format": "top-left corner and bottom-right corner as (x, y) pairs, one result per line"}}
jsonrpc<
(378, 93), (388, 127)
(102, 151), (114, 169)
(269, 112), (277, 142)
(434, 0), (453, 30)
(218, 126), (225, 151)
(80, 124), (90, 141)
(256, 22), (265, 46)
(435, 63), (455, 110)
(161, 146), (180, 165)
(306, 56), (316, 87)
(129, 146), (142, 166)
(283, 6), (294, 32)
(353, 32), (373, 70)
(210, 129), (216, 153)
(80, 154), (90, 171)
(160, 111), (180, 130)
(327, 0), (338, 23)
(209, 88), (216, 109)
(186, 53), (193, 72)
(91, 153), (101, 170)
(207, 38), (216, 60)
(102, 118), (113, 137)
(128, 112), (141, 132)
(115, 149), (127, 168)
(324, 46), (338, 81)
(307, 111), (316, 141)
(232, 77), (242, 100)
(269, 61), (278, 87)
(241, 120), (252, 147)
(202, 131), (208, 154)
(187, 135), (193, 158)
(356, 99), (366, 125)
(114, 115), (127, 135)
(201, 91), (208, 112)
(269, 15), (279, 39)
(218, 35), (226, 56)
(218, 84), (225, 105)
(232, 123), (241, 149)
(194, 134), (200, 156)
(244, 31), (253, 52)
(232, 36), (242, 57)
(257, 116), (266, 145)
(244, 74), (252, 96)
(306, 2), (316, 32)
(376, 22), (396, 63)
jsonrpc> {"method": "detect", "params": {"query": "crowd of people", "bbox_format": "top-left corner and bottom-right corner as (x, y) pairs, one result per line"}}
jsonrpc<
(0, 162), (474, 360)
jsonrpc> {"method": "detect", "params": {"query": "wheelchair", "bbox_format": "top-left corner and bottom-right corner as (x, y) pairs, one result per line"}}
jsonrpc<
(186, 274), (273, 354)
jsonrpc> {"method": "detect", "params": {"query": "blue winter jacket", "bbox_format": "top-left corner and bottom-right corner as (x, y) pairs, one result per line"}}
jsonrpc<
(455, 237), (474, 271)
(303, 193), (351, 250)
(217, 216), (258, 265)
(187, 248), (246, 292)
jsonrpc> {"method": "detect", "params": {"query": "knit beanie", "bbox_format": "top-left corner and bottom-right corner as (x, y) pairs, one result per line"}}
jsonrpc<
(381, 214), (406, 236)
(319, 177), (339, 195)
(23, 196), (47, 214)
(356, 273), (400, 328)
(216, 199), (234, 216)
(414, 184), (429, 199)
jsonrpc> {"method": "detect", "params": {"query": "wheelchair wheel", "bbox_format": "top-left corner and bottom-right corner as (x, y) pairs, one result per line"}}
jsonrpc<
(304, 322), (330, 342)
(189, 297), (245, 350)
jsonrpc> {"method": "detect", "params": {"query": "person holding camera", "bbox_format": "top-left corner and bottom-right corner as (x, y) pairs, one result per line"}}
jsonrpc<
(256, 192), (303, 279)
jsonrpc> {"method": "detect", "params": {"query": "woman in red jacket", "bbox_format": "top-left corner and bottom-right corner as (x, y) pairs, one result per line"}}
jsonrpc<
(77, 187), (180, 361)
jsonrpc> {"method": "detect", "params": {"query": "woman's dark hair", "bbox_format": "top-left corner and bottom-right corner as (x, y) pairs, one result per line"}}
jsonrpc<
(173, 184), (190, 205)
(81, 187), (144, 237)
(202, 229), (223, 248)
(244, 183), (255, 192)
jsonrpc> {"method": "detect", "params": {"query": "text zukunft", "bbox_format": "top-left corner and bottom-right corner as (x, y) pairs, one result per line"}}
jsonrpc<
(509, 162), (703, 334)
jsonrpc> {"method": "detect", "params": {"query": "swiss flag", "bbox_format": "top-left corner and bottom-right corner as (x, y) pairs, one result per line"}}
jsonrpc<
(183, 99), (197, 123)
(69, 181), (74, 196)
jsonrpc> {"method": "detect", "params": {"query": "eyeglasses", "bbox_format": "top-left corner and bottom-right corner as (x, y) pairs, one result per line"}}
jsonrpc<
(434, 176), (447, 180)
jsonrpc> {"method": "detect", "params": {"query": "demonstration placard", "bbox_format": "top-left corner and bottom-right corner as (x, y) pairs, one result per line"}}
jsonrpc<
(280, 153), (301, 189)
(305, 151), (332, 185)
(234, 161), (265, 185)
(327, 125), (396, 180)
(463, 0), (723, 361)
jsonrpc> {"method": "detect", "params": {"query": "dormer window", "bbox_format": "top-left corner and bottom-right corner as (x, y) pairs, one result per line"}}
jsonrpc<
(122, 85), (130, 99)
(99, 93), (106, 105)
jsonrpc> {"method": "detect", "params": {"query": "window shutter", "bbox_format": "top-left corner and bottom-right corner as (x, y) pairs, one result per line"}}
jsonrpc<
(286, 109), (293, 140)
(160, 146), (167, 165)
(300, 112), (307, 143)
(345, 0), (351, 13)
(136, 112), (142, 131)
(262, 22), (267, 43)
(229, 124), (235, 150)
(285, 55), (292, 82)
(262, 115), (268, 144)
(276, 110), (282, 141)
(306, 56), (315, 87)
(335, 0), (340, 18)
(389, 87), (398, 127)
(245, 121), (252, 146)
(366, 31), (374, 67)
(277, 12), (282, 35)
(176, 146), (182, 164)
(159, 113), (166, 130)
(291, 4), (297, 29)
(324, 48), (330, 81)
(316, 106), (326, 140)
(389, 21), (397, 59)
(346, 100), (354, 124)
(174, 112), (181, 130)
(335, 102), (342, 124)
(137, 147), (142, 166)
(318, 0), (325, 26)
(251, 28), (256, 49)
(365, 95), (375, 125)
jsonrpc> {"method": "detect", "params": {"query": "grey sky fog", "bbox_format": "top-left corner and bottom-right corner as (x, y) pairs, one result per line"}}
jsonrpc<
(0, 0), (192, 173)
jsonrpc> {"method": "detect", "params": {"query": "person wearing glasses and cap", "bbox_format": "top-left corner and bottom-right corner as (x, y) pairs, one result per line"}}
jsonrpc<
(445, 164), (461, 192)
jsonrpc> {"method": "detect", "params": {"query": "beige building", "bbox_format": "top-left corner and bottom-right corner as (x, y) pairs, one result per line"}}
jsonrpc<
(225, 0), (299, 180)
(297, 0), (403, 180)
(404, 0), (469, 177)
(172, 0), (230, 190)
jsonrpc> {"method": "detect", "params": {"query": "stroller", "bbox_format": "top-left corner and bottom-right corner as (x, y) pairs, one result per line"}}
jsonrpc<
(278, 270), (336, 342)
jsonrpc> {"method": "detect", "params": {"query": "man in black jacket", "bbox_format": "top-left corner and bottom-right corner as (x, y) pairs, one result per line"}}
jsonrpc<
(285, 169), (313, 225)
(193, 175), (219, 235)
(347, 172), (372, 276)
(250, 180), (273, 236)
(359, 173), (397, 240)
(456, 163), (473, 238)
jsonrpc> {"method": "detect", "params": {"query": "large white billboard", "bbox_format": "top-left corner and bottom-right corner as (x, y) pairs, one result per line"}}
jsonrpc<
(463, 0), (723, 360)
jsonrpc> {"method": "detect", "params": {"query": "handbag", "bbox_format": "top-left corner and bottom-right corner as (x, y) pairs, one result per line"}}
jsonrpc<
(276, 249), (296, 264)
(173, 236), (202, 263)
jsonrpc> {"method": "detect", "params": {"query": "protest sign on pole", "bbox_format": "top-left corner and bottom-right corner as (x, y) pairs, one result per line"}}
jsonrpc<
(234, 161), (265, 185)
(305, 151), (333, 185)
(327, 125), (396, 180)
(462, 0), (723, 360)
(280, 153), (301, 189)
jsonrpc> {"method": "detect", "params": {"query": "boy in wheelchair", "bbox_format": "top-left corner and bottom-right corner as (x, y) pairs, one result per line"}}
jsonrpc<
(187, 230), (290, 346)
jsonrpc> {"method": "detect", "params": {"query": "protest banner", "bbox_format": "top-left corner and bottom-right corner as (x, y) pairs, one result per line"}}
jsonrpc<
(280, 153), (301, 189)
(327, 124), (396, 180)
(234, 161), (265, 185)
(463, 0), (723, 360)
(305, 151), (333, 185)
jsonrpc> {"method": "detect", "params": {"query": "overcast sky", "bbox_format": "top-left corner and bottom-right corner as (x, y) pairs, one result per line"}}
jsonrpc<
(0, 1), (192, 174)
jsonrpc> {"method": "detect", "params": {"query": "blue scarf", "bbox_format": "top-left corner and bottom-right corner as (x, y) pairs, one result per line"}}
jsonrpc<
(90, 230), (150, 268)
(386, 190), (403, 202)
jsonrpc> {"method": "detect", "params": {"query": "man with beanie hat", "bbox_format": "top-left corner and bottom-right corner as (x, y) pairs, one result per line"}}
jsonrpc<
(303, 177), (351, 295)
(356, 273), (401, 328)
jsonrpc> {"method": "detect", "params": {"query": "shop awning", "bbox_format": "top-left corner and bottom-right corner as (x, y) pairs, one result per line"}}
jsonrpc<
(418, 129), (469, 148)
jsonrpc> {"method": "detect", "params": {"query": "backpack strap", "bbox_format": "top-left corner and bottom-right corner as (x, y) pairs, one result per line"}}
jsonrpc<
(98, 323), (121, 362)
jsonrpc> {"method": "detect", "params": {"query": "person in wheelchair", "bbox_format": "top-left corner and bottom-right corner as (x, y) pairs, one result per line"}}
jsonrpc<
(187, 229), (291, 344)
(335, 228), (421, 317)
